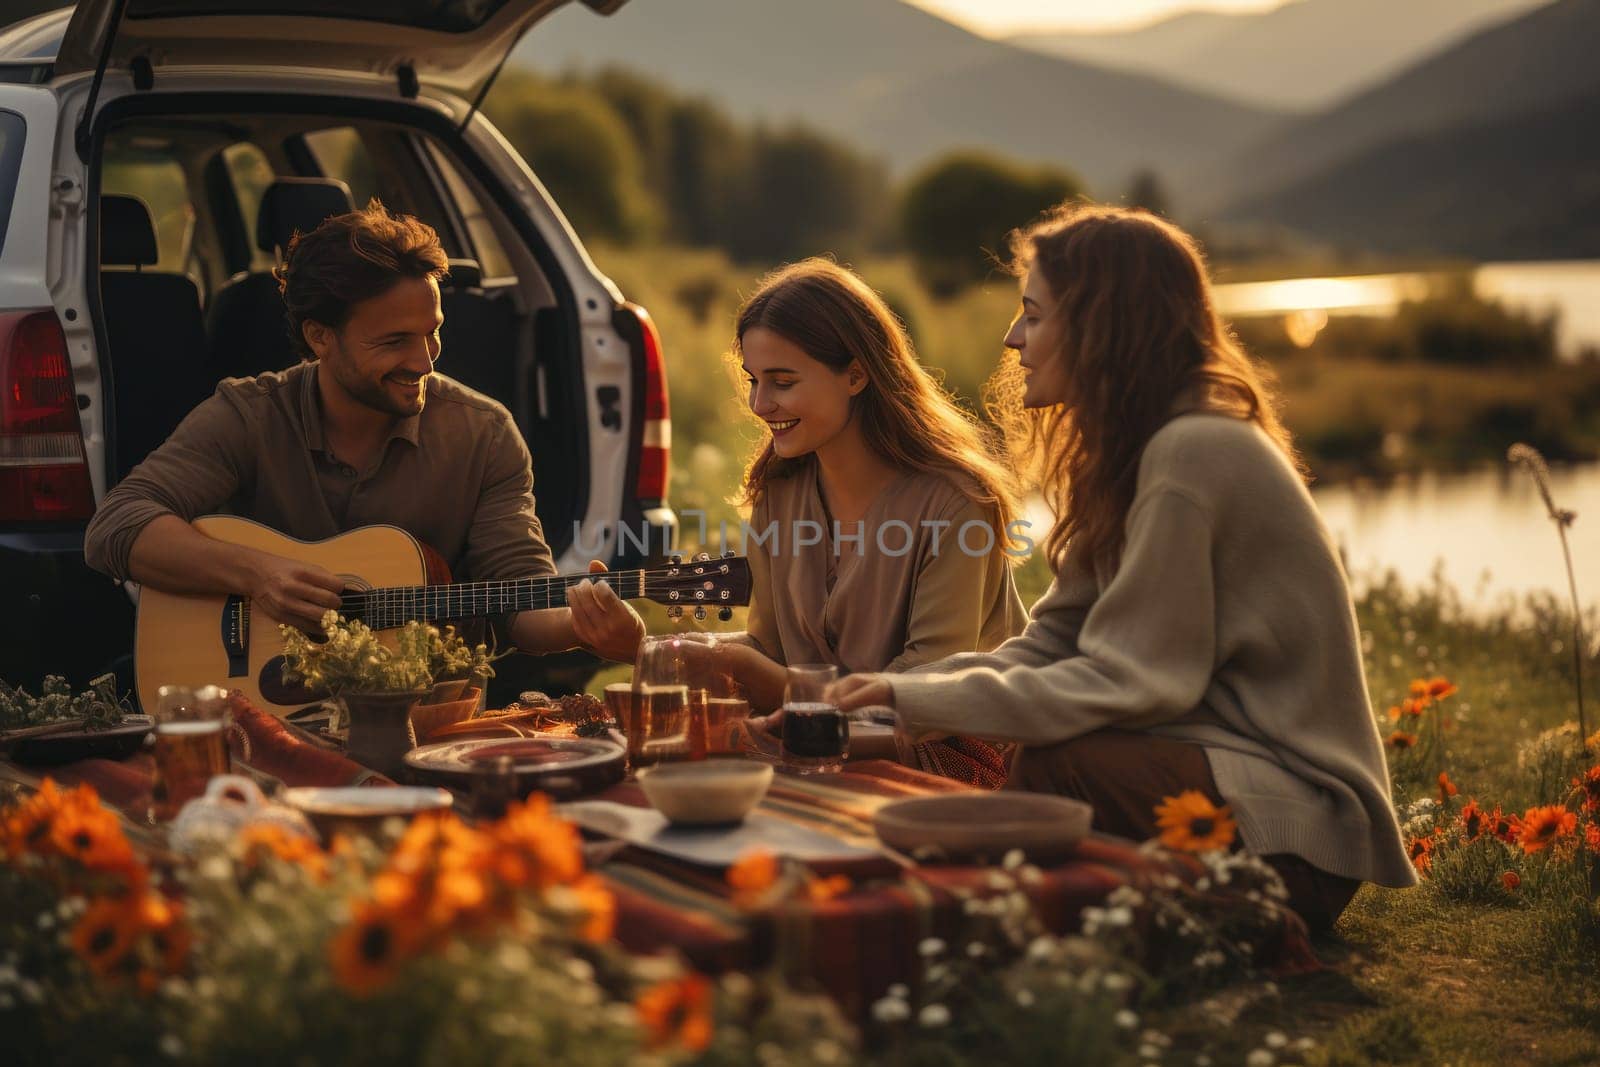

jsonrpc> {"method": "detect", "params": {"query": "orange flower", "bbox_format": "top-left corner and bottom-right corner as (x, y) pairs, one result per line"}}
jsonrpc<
(1518, 805), (1577, 854)
(1387, 731), (1418, 750)
(2, 778), (72, 858)
(1407, 834), (1434, 875)
(1585, 822), (1600, 852)
(329, 900), (420, 996)
(1154, 791), (1237, 853)
(1426, 677), (1458, 700)
(804, 874), (852, 903)
(1502, 870), (1520, 891)
(493, 798), (584, 890)
(1490, 808), (1521, 845)
(1408, 679), (1430, 699)
(1572, 766), (1600, 813)
(636, 974), (714, 1052)
(564, 873), (616, 942)
(70, 896), (141, 978)
(1437, 772), (1459, 804)
(1459, 799), (1486, 841)
(726, 850), (780, 904)
(237, 824), (327, 879)
(51, 802), (137, 876)
(1403, 698), (1430, 717)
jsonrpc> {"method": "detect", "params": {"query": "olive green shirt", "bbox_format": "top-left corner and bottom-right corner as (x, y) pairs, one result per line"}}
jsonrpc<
(84, 362), (556, 586)
(741, 462), (1026, 674)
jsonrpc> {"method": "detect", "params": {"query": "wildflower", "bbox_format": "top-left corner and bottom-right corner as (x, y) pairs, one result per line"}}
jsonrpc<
(1246, 1051), (1275, 1067)
(804, 874), (852, 903)
(1585, 822), (1600, 851)
(1436, 772), (1458, 804)
(726, 849), (780, 905)
(1573, 766), (1600, 813)
(1426, 677), (1458, 700)
(871, 996), (910, 1023)
(328, 901), (419, 996)
(1490, 807), (1521, 845)
(563, 874), (616, 942)
(50, 801), (138, 876)
(1408, 679), (1429, 699)
(1406, 834), (1434, 875)
(236, 824), (327, 879)
(1264, 1031), (1288, 1049)
(918, 1004), (950, 1028)
(1459, 799), (1486, 841)
(918, 937), (946, 958)
(635, 974), (714, 1052)
(1519, 806), (1577, 854)
(1115, 1009), (1139, 1030)
(70, 897), (140, 978)
(1502, 871), (1520, 891)
(1387, 731), (1418, 750)
(1153, 791), (1236, 852)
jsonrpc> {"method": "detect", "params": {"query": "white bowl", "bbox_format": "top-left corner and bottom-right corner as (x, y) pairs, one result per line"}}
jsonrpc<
(636, 759), (774, 825)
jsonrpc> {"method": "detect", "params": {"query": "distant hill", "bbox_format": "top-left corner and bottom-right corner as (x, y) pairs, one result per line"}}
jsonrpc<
(511, 0), (1283, 192)
(1200, 0), (1600, 214)
(1009, 0), (1550, 112)
(1226, 89), (1600, 259)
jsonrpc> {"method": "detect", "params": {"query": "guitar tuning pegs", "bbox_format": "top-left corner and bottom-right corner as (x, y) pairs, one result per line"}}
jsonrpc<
(722, 549), (735, 558)
(693, 606), (707, 621)
(718, 606), (733, 622)
(693, 551), (710, 563)
(666, 605), (684, 621)
(668, 554), (682, 566)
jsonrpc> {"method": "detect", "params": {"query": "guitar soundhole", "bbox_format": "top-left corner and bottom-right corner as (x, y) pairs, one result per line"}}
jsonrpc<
(258, 655), (329, 706)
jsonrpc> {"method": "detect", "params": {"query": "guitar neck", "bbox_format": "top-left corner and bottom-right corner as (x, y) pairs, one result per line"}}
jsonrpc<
(345, 570), (651, 629)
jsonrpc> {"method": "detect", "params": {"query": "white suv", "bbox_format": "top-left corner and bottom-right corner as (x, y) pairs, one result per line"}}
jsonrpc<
(0, 2), (676, 701)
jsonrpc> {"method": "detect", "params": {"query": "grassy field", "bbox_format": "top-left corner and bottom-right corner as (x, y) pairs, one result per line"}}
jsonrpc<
(585, 245), (1600, 1064)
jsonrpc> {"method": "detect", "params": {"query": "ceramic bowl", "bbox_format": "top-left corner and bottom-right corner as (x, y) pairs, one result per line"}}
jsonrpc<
(872, 793), (1093, 864)
(636, 759), (774, 826)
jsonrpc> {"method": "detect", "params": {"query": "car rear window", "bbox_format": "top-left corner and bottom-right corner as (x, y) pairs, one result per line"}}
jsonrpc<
(127, 0), (517, 33)
(0, 109), (23, 259)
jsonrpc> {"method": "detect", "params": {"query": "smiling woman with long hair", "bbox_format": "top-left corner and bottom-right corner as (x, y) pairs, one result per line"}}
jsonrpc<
(716, 258), (1027, 786)
(832, 203), (1415, 929)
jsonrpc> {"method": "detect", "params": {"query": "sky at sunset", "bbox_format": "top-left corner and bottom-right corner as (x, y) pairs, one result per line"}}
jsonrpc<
(907, 0), (1288, 36)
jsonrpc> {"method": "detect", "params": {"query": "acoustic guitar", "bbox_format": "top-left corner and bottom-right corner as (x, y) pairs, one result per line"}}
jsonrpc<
(133, 516), (751, 716)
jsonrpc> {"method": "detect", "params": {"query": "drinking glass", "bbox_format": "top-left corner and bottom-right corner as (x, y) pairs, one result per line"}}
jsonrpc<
(780, 664), (848, 774)
(149, 684), (230, 821)
(625, 634), (700, 768)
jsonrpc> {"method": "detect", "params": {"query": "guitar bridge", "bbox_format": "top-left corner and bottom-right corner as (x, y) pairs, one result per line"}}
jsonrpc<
(221, 595), (250, 678)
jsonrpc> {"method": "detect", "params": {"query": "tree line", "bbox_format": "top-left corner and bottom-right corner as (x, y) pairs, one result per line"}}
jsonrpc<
(485, 67), (1168, 296)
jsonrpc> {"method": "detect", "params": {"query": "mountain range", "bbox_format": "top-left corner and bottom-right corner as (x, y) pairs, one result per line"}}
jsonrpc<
(513, 0), (1282, 191)
(1006, 0), (1550, 112)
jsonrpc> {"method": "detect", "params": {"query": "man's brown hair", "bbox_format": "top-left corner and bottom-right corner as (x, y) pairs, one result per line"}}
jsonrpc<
(275, 198), (449, 359)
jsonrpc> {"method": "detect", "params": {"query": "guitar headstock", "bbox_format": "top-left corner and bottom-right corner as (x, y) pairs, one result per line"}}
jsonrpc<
(644, 554), (752, 615)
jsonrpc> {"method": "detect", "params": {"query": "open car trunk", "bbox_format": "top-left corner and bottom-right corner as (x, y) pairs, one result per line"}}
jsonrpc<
(55, 0), (626, 99)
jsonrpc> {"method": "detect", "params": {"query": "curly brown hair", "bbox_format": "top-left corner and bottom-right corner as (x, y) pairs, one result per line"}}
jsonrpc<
(986, 201), (1305, 574)
(274, 198), (449, 360)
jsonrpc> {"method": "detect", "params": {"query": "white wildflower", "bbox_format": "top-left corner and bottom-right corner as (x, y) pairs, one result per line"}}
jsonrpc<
(1115, 1009), (1140, 1029)
(1265, 1031), (1288, 1049)
(1246, 1050), (1274, 1067)
(1103, 972), (1134, 993)
(34, 912), (53, 931)
(1015, 988), (1036, 1008)
(918, 937), (946, 958)
(1003, 849), (1026, 870)
(871, 997), (910, 1023)
(1139, 1045), (1162, 1060)
(966, 941), (986, 959)
(918, 1003), (951, 1028)
(1027, 936), (1055, 962)
(159, 1035), (185, 1059)
(888, 983), (909, 999)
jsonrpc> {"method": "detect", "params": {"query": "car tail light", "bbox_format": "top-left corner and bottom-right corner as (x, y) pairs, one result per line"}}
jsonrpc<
(0, 310), (95, 522)
(626, 303), (671, 503)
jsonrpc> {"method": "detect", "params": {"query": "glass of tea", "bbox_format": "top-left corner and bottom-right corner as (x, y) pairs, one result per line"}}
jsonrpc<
(627, 635), (698, 768)
(149, 684), (230, 821)
(780, 664), (848, 774)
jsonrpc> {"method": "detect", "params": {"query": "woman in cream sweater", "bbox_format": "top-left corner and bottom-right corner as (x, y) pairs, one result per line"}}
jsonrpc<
(833, 204), (1414, 929)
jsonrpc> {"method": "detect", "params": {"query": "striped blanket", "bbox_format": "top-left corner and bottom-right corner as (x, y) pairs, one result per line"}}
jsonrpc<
(592, 761), (1216, 1018)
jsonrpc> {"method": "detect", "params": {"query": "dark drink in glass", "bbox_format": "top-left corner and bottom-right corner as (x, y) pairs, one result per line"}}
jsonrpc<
(780, 701), (849, 774)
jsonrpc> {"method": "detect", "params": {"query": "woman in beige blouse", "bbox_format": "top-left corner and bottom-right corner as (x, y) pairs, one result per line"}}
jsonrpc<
(714, 259), (1027, 785)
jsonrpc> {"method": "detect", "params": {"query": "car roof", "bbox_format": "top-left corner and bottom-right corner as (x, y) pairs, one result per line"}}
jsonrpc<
(0, 7), (71, 63)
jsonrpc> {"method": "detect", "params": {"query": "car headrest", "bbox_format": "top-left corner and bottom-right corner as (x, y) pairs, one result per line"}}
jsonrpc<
(256, 177), (354, 255)
(445, 258), (482, 290)
(100, 194), (159, 267)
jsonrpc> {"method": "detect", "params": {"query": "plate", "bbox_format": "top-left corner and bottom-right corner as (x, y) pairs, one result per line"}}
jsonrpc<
(6, 716), (155, 766)
(562, 800), (883, 866)
(404, 735), (625, 799)
(282, 785), (454, 839)
(872, 793), (1093, 864)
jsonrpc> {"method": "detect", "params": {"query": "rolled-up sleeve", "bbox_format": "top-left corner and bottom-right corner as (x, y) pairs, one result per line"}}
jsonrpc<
(462, 411), (557, 582)
(84, 390), (256, 582)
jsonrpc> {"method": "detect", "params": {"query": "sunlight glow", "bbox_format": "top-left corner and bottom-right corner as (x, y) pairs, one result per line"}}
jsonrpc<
(905, 0), (1291, 37)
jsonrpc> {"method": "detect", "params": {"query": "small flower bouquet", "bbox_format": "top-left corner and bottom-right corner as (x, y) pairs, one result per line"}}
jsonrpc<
(279, 611), (498, 697)
(0, 674), (129, 740)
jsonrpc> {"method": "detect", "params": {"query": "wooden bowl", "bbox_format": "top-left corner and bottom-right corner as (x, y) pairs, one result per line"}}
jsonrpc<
(872, 793), (1092, 864)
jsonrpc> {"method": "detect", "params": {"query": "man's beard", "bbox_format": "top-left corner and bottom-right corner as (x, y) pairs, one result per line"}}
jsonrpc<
(328, 349), (427, 417)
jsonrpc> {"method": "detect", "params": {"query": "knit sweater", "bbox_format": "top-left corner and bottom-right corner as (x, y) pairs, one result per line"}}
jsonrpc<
(888, 414), (1417, 888)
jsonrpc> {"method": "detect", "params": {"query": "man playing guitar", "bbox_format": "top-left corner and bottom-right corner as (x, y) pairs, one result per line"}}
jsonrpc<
(84, 200), (643, 672)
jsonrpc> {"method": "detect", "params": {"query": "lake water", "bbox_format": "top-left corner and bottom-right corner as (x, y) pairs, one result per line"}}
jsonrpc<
(1022, 463), (1600, 614)
(1213, 259), (1600, 360)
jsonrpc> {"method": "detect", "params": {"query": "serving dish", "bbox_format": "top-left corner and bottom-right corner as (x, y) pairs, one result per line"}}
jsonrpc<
(635, 759), (774, 825)
(871, 793), (1093, 864)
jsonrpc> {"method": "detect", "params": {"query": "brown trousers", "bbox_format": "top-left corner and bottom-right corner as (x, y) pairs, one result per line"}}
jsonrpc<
(1006, 729), (1359, 932)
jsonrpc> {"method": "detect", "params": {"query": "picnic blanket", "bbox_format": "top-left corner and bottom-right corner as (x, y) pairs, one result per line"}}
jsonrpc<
(586, 762), (1317, 1019)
